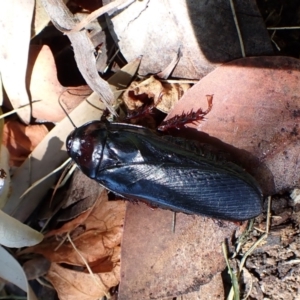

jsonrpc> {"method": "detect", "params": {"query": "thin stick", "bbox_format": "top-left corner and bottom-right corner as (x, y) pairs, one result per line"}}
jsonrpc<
(0, 100), (41, 120)
(239, 198), (271, 273)
(56, 162), (77, 188)
(20, 158), (72, 199)
(49, 162), (76, 207)
(54, 234), (68, 251)
(232, 219), (254, 258)
(67, 232), (110, 298)
(267, 26), (300, 30)
(243, 272), (253, 300)
(227, 196), (271, 299)
(103, 48), (120, 73)
(223, 242), (240, 300)
(40, 163), (77, 233)
(227, 236), (266, 300)
(282, 259), (300, 265)
(266, 196), (271, 234)
(36, 277), (54, 289)
(239, 233), (267, 271)
(58, 92), (77, 128)
(0, 297), (27, 300)
(229, 0), (245, 57)
(172, 212), (176, 233)
(160, 79), (199, 84)
(270, 30), (281, 51)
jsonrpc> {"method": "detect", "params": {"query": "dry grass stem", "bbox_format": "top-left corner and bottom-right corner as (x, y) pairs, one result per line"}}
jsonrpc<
(229, 0), (245, 57)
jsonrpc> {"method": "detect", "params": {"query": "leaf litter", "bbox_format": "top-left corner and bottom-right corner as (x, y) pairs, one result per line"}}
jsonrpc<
(22, 189), (125, 299)
(0, 0), (300, 299)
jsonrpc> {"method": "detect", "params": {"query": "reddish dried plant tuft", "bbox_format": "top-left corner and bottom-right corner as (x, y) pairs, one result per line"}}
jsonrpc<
(158, 94), (213, 131)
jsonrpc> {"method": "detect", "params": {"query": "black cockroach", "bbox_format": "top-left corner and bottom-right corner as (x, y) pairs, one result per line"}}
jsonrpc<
(66, 97), (263, 221)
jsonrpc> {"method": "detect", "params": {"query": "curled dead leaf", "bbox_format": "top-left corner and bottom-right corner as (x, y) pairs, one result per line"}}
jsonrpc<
(123, 75), (190, 114)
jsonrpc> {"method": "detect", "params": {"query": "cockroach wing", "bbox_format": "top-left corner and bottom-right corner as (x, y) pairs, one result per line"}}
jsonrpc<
(95, 162), (262, 221)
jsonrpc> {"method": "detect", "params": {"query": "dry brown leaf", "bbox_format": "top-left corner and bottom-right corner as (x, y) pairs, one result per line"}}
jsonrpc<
(40, 192), (124, 299)
(47, 262), (119, 300)
(27, 45), (92, 122)
(2, 120), (48, 166)
(123, 76), (190, 114)
(25, 192), (125, 266)
(45, 207), (93, 238)
(29, 228), (122, 266)
(83, 198), (126, 233)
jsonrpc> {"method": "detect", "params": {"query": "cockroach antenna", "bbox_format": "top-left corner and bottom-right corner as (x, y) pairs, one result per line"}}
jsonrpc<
(58, 91), (77, 128)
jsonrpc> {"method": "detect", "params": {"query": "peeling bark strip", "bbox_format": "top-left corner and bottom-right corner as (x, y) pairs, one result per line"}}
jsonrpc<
(40, 0), (117, 116)
(69, 0), (134, 33)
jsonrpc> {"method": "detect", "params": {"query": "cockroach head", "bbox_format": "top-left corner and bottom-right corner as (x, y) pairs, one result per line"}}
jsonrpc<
(66, 121), (108, 178)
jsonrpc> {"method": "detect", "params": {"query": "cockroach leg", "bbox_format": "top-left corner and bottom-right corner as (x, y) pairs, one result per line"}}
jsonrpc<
(158, 94), (214, 131)
(172, 212), (177, 233)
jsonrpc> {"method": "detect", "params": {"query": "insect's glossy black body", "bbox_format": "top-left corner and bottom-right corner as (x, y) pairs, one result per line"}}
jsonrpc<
(67, 121), (263, 221)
